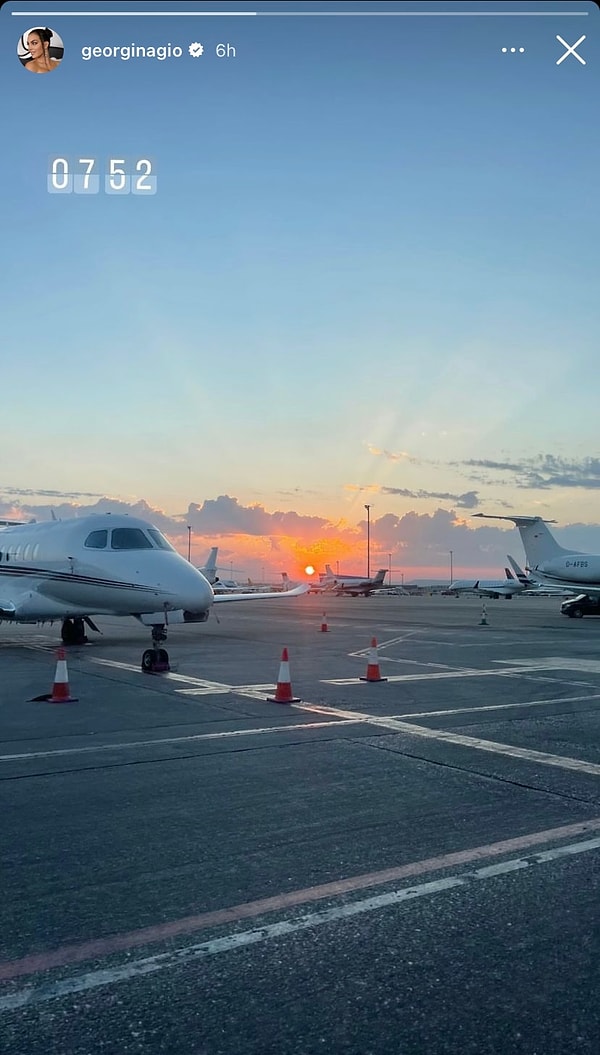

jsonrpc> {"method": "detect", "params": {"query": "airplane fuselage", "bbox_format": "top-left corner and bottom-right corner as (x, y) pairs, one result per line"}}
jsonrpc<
(0, 514), (214, 623)
(450, 578), (522, 599)
(531, 555), (600, 587)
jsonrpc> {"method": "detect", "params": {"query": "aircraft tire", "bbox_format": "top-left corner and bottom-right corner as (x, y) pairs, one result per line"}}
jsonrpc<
(142, 647), (171, 673)
(142, 649), (156, 672)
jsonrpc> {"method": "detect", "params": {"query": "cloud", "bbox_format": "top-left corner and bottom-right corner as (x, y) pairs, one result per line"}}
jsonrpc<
(0, 486), (106, 499)
(3, 488), (600, 577)
(380, 487), (481, 509)
(367, 445), (418, 463)
(181, 496), (334, 540)
(457, 455), (600, 491)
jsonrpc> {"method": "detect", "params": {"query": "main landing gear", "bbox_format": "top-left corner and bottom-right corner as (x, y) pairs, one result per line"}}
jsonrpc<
(61, 617), (89, 646)
(142, 624), (170, 674)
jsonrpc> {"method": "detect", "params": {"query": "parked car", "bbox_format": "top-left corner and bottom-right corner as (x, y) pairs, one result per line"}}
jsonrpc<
(560, 594), (600, 618)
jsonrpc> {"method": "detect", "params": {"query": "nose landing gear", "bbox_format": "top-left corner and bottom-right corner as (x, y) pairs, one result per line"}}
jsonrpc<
(141, 624), (170, 673)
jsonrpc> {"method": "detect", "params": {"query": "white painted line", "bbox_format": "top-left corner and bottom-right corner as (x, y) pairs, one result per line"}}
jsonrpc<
(174, 687), (231, 696)
(0, 719), (360, 763)
(324, 664), (552, 686)
(2, 835), (599, 1011)
(294, 702), (600, 777)
(91, 658), (233, 691)
(349, 631), (423, 657)
(389, 692), (600, 721)
(499, 657), (600, 673)
(90, 658), (294, 702)
(387, 720), (600, 777)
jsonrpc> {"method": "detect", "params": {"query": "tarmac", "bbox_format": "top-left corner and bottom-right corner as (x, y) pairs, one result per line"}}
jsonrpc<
(2, 593), (600, 1054)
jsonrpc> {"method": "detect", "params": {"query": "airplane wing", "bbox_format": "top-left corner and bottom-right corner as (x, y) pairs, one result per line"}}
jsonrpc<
(213, 583), (309, 603)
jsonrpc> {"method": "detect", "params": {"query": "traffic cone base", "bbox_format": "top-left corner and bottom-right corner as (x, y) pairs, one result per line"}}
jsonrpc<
(359, 637), (388, 682)
(267, 647), (301, 704)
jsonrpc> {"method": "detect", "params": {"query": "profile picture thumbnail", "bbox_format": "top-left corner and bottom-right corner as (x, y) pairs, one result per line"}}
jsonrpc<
(17, 27), (64, 74)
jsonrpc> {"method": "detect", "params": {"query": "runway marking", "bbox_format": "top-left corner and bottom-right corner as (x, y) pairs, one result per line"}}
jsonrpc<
(91, 658), (234, 692)
(386, 692), (600, 722)
(349, 631), (423, 657)
(3, 690), (599, 765)
(324, 664), (552, 685)
(500, 657), (600, 674)
(2, 827), (600, 1007)
(0, 719), (360, 763)
(294, 702), (600, 777)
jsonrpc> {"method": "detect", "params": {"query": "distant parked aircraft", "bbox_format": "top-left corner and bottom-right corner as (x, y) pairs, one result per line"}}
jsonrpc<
(198, 546), (219, 584)
(448, 566), (525, 599)
(322, 565), (388, 597)
(505, 554), (576, 596)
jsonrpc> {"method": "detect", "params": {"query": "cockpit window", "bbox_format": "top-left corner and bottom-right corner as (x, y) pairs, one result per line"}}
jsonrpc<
(147, 528), (175, 552)
(84, 530), (108, 549)
(110, 528), (154, 551)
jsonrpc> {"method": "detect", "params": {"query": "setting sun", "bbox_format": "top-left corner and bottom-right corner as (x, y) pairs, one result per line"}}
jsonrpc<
(304, 565), (315, 576)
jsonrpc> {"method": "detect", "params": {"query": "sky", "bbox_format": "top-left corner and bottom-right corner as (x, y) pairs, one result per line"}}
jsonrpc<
(1, 0), (599, 579)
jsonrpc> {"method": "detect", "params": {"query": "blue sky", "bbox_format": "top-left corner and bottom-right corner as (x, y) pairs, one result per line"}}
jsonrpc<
(1, 0), (599, 575)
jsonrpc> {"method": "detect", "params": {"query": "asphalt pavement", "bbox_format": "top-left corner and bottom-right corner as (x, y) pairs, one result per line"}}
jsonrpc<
(2, 594), (600, 1054)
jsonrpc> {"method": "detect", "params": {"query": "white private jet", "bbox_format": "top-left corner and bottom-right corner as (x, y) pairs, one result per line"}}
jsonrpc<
(0, 513), (308, 672)
(474, 514), (600, 596)
(448, 567), (525, 599)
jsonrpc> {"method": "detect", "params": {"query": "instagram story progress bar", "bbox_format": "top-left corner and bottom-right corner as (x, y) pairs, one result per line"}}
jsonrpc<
(7, 8), (592, 15)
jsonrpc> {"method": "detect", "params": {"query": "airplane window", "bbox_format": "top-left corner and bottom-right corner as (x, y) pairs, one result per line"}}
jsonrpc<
(84, 530), (108, 549)
(147, 528), (175, 552)
(110, 528), (154, 551)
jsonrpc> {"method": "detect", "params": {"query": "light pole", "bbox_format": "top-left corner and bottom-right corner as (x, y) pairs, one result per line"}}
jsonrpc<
(187, 525), (192, 562)
(364, 504), (371, 579)
(388, 553), (392, 587)
(336, 561), (339, 577)
(449, 550), (453, 586)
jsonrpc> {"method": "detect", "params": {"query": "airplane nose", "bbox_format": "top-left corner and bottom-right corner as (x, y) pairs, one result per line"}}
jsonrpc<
(177, 567), (214, 611)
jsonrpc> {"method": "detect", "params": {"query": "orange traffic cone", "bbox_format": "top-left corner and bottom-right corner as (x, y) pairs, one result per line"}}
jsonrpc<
(31, 647), (78, 703)
(359, 637), (388, 682)
(320, 613), (329, 633)
(49, 648), (78, 702)
(267, 647), (301, 703)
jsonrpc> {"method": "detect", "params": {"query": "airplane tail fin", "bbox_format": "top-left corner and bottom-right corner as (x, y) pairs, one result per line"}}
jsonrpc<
(325, 564), (334, 577)
(473, 514), (579, 569)
(507, 554), (530, 584)
(199, 546), (218, 584)
(374, 570), (387, 584)
(514, 519), (578, 567)
(504, 568), (515, 580)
